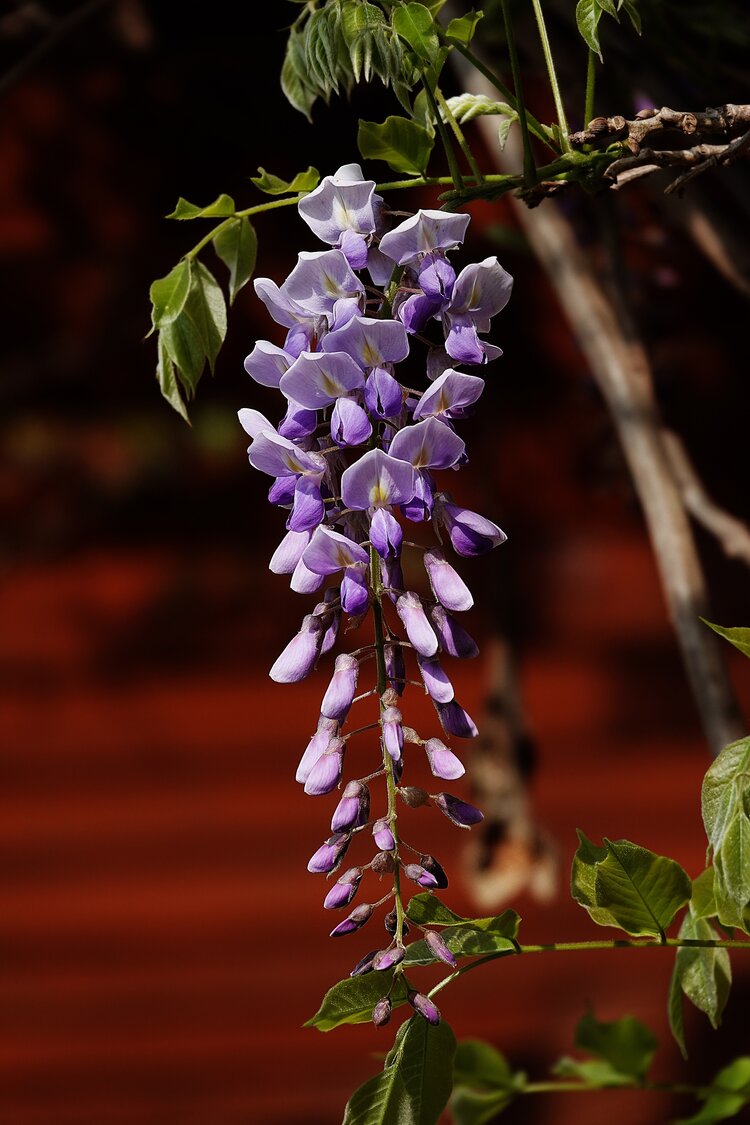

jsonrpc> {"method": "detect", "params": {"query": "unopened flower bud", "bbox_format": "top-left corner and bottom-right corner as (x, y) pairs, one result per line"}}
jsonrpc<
(417, 654), (454, 704)
(424, 737), (465, 780)
(435, 699), (478, 739)
(270, 614), (324, 683)
(372, 817), (395, 850)
(307, 831), (351, 874)
(350, 949), (379, 977)
(372, 996), (392, 1027)
(396, 592), (438, 657)
(423, 547), (474, 612)
(304, 736), (345, 795)
(408, 989), (441, 1025)
(434, 792), (484, 828)
(384, 909), (409, 937)
(420, 854), (449, 889)
(427, 604), (479, 659)
(330, 902), (374, 937)
(424, 929), (456, 967)
(323, 866), (362, 910)
(381, 705), (404, 762)
(373, 944), (405, 971)
(402, 726), (421, 745)
(381, 686), (400, 708)
(385, 643), (405, 696)
(296, 717), (340, 785)
(331, 780), (370, 832)
(371, 850), (395, 875)
(404, 862), (439, 888)
(320, 653), (359, 722)
(399, 786), (430, 808)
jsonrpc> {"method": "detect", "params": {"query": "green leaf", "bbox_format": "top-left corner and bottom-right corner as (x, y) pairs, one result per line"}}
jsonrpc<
(669, 909), (731, 1056)
(574, 1011), (657, 1081)
(596, 0), (618, 17)
(453, 1040), (514, 1090)
(702, 738), (750, 933)
(357, 115), (434, 175)
(213, 217), (257, 304)
(451, 1088), (515, 1124)
(305, 970), (408, 1031)
(166, 194), (236, 220)
(281, 24), (318, 119)
(571, 831), (691, 936)
(161, 307), (205, 393)
(442, 93), (516, 125)
(691, 867), (719, 920)
(250, 166), (320, 196)
(149, 259), (191, 330)
(677, 1057), (750, 1125)
(445, 10), (484, 47)
(341, 1), (388, 83)
(184, 261), (226, 374)
(575, 0), (603, 57)
(405, 894), (520, 938)
(342, 1016), (456, 1125)
(668, 951), (688, 1060)
(392, 3), (439, 65)
(553, 1056), (638, 1088)
(620, 0), (641, 34)
(702, 620), (750, 661)
(156, 332), (189, 421)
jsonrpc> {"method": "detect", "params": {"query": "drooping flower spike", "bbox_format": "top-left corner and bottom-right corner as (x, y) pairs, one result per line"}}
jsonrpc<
(239, 173), (511, 1024)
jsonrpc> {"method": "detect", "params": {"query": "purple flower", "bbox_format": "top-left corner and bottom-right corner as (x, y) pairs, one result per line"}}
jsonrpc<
(427, 604), (479, 659)
(385, 642), (405, 695)
(279, 249), (365, 320)
(330, 397), (372, 447)
(373, 944), (405, 971)
(388, 418), (465, 471)
(372, 817), (395, 851)
(404, 862), (439, 888)
(370, 507), (403, 559)
(307, 831), (351, 874)
(436, 699), (479, 739)
(270, 614), (324, 683)
(243, 340), (295, 388)
(443, 256), (513, 363)
(269, 529), (312, 575)
(323, 867), (363, 910)
(350, 949), (379, 977)
(331, 780), (370, 832)
(296, 716), (340, 784)
(330, 902), (374, 937)
(384, 909), (409, 937)
(436, 499), (507, 557)
(379, 209), (470, 265)
(424, 737), (465, 780)
(407, 990), (441, 1025)
(341, 449), (416, 511)
(280, 350), (365, 409)
(434, 792), (484, 828)
(323, 315), (409, 369)
(364, 366), (403, 418)
(417, 655), (454, 704)
(320, 653), (359, 722)
(247, 430), (325, 479)
(381, 705), (404, 762)
(303, 526), (368, 574)
(424, 930), (456, 967)
(423, 548), (473, 612)
(413, 369), (485, 422)
(420, 854), (449, 889)
(287, 474), (326, 533)
(297, 164), (378, 253)
(372, 997), (392, 1027)
(304, 736), (345, 795)
(396, 592), (438, 657)
(237, 407), (276, 443)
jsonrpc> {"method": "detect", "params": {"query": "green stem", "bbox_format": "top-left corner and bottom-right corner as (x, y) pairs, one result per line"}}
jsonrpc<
(531, 0), (571, 152)
(370, 547), (406, 944)
(422, 80), (464, 192)
(445, 40), (556, 153)
(584, 48), (596, 129)
(500, 0), (537, 185)
(429, 935), (750, 999)
(434, 86), (484, 184)
(522, 1079), (721, 1097)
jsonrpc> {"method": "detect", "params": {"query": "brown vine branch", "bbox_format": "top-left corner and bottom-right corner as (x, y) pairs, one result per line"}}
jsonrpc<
(606, 131), (750, 194)
(569, 104), (750, 151)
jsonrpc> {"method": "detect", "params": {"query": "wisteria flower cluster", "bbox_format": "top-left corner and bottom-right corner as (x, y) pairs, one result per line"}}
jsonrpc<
(239, 164), (511, 1027)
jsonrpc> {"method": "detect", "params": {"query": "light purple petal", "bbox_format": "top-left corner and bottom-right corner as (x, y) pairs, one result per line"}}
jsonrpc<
(280, 350), (365, 409)
(277, 399), (318, 442)
(282, 250), (364, 317)
(296, 717), (339, 784)
(372, 817), (395, 851)
(307, 830), (351, 873)
(438, 500), (507, 556)
(428, 604), (479, 659)
(341, 449), (416, 511)
(369, 507), (403, 559)
(424, 736), (465, 779)
(268, 475), (296, 506)
(248, 431), (324, 477)
(398, 292), (442, 335)
(396, 591), (438, 657)
(331, 396), (372, 447)
(304, 737), (345, 795)
(400, 470), (434, 523)
(270, 615), (323, 683)
(367, 244), (396, 286)
(444, 316), (485, 365)
(269, 529), (311, 574)
(331, 781), (370, 832)
(379, 209), (470, 265)
(289, 555), (325, 593)
(238, 408), (276, 441)
(303, 526), (369, 575)
(243, 341), (293, 388)
(382, 705), (403, 762)
(287, 475), (325, 533)
(298, 171), (377, 244)
(450, 256), (513, 319)
(389, 418), (465, 471)
(364, 367), (403, 419)
(419, 255), (455, 300)
(323, 316), (409, 368)
(340, 567), (369, 615)
(436, 699), (478, 739)
(254, 276), (315, 330)
(339, 229), (369, 270)
(413, 369), (485, 421)
(417, 654), (454, 703)
(423, 547), (473, 611)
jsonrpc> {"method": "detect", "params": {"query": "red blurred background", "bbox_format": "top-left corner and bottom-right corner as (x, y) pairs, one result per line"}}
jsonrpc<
(2, 3), (750, 1122)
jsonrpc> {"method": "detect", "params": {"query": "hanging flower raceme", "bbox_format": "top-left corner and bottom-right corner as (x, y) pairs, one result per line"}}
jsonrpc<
(239, 170), (512, 1026)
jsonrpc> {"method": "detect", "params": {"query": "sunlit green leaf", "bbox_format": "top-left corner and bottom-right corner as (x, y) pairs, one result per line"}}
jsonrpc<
(149, 259), (191, 330)
(575, 0), (603, 57)
(702, 738), (750, 933)
(184, 261), (226, 374)
(213, 217), (257, 304)
(342, 1017), (456, 1125)
(156, 332), (189, 421)
(166, 194), (236, 220)
(677, 1057), (750, 1124)
(702, 620), (750, 661)
(453, 1040), (514, 1090)
(571, 831), (691, 936)
(251, 166), (320, 196)
(691, 867), (719, 921)
(305, 970), (408, 1032)
(161, 307), (205, 392)
(445, 9), (484, 47)
(358, 115), (433, 174)
(392, 2), (439, 65)
(669, 906), (731, 1060)
(596, 0), (618, 17)
(281, 24), (318, 119)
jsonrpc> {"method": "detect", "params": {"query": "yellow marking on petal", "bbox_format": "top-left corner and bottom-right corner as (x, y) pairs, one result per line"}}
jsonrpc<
(414, 444), (429, 469)
(362, 341), (380, 367)
(323, 273), (340, 296)
(321, 373), (340, 397)
(370, 479), (389, 507)
(284, 453), (300, 471)
(437, 390), (449, 414)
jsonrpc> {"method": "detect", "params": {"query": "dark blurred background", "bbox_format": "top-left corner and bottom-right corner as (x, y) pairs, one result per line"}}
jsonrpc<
(2, 1), (750, 1122)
